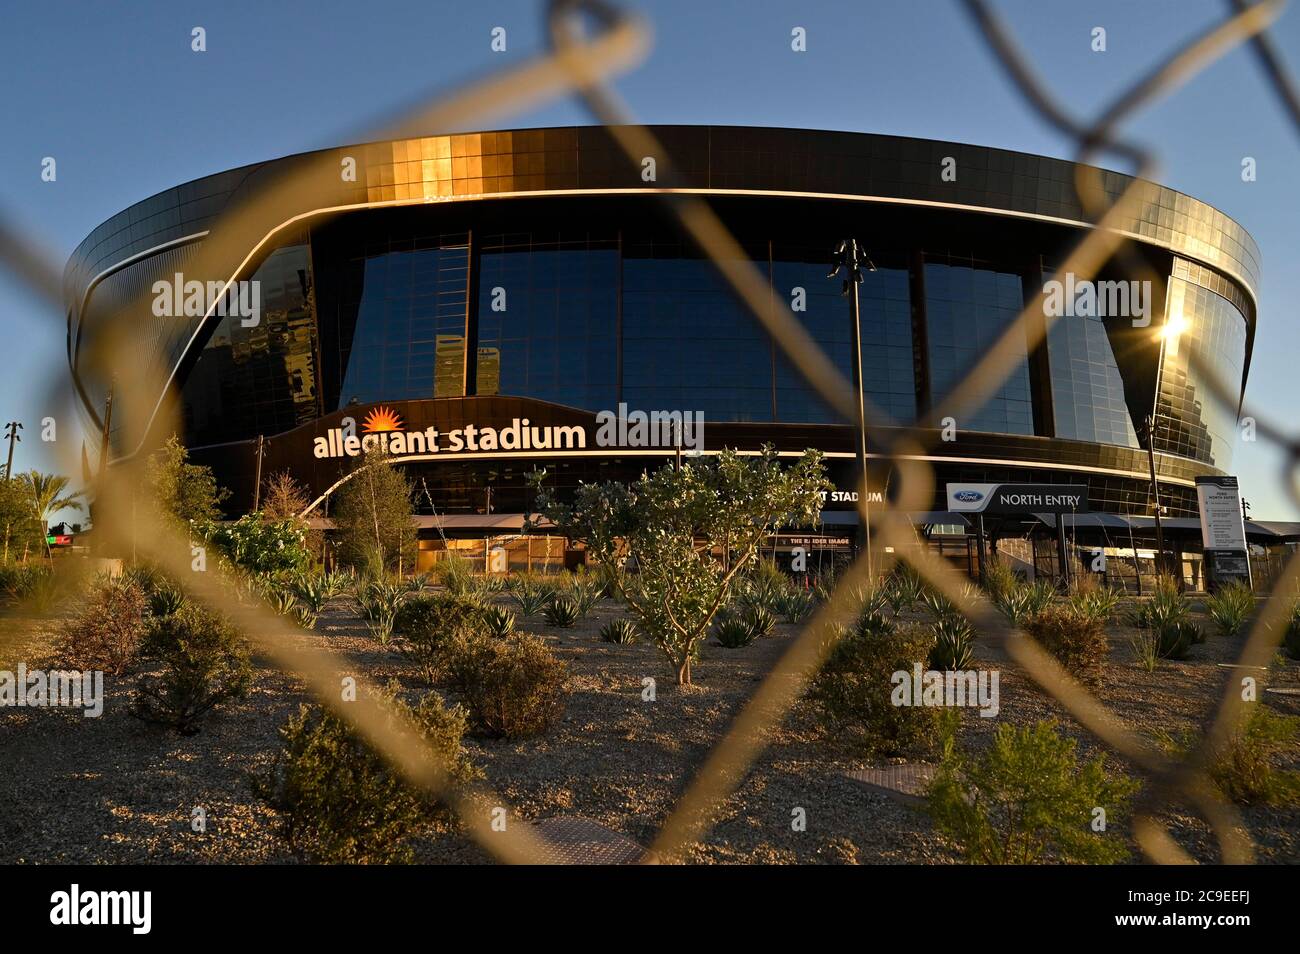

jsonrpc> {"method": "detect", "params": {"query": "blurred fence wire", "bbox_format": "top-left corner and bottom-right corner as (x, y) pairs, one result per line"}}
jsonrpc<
(2, 0), (1299, 864)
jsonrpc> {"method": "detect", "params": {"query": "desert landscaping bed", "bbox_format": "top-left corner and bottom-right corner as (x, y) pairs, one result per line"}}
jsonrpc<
(2, 592), (1297, 865)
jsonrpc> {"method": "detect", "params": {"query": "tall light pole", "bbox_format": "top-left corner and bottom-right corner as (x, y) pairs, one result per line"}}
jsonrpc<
(3, 421), (22, 481)
(829, 239), (875, 579)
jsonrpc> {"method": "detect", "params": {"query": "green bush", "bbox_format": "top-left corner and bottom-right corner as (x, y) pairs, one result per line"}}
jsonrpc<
(54, 574), (148, 675)
(599, 618), (638, 644)
(714, 612), (756, 648)
(543, 596), (580, 628)
(807, 615), (938, 757)
(929, 616), (975, 671)
(1023, 605), (1109, 688)
(394, 593), (488, 683)
(132, 603), (252, 734)
(1203, 582), (1254, 638)
(256, 683), (480, 863)
(1161, 704), (1300, 806)
(202, 513), (310, 576)
(927, 720), (1138, 864)
(448, 632), (568, 738)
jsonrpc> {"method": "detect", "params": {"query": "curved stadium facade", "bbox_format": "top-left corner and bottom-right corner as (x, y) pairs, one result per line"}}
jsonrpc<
(65, 126), (1259, 554)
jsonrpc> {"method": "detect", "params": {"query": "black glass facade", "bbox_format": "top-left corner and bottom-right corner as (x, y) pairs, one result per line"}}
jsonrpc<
(1045, 306), (1140, 449)
(477, 237), (619, 412)
(924, 260), (1034, 435)
(181, 243), (320, 446)
(65, 126), (1259, 521)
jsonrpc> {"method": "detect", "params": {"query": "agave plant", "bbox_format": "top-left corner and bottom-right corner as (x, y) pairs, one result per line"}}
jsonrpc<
(1203, 582), (1254, 638)
(292, 603), (318, 630)
(356, 579), (406, 622)
(403, 572), (431, 594)
(929, 616), (975, 671)
(714, 613), (757, 648)
(512, 580), (555, 616)
(599, 618), (638, 645)
(291, 574), (330, 614)
(543, 596), (580, 628)
(148, 583), (186, 618)
(318, 570), (350, 599)
(920, 587), (960, 622)
(366, 604), (397, 645)
(1068, 585), (1121, 625)
(885, 569), (925, 614)
(774, 589), (813, 623)
(482, 604), (517, 638)
(566, 575), (603, 615)
(744, 605), (777, 641)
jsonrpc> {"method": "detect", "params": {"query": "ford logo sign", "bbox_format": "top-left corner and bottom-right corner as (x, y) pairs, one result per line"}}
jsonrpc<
(954, 490), (984, 503)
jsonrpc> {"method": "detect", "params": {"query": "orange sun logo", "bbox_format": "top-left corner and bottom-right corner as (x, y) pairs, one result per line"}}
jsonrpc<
(362, 405), (404, 433)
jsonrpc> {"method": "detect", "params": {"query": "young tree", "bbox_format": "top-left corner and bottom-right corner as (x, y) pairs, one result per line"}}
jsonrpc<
(259, 469), (323, 559)
(531, 446), (830, 685)
(19, 471), (85, 557)
(331, 450), (417, 576)
(144, 436), (229, 526)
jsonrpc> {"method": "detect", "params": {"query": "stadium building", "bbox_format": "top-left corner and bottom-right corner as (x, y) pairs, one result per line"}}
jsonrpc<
(65, 126), (1264, 575)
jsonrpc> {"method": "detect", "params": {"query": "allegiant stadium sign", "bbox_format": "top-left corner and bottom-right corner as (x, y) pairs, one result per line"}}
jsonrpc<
(313, 404), (704, 459)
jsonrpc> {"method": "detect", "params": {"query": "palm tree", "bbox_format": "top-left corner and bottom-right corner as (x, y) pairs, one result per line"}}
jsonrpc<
(20, 471), (85, 557)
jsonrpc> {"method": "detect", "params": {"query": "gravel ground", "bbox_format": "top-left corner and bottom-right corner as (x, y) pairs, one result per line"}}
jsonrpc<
(1, 594), (1297, 864)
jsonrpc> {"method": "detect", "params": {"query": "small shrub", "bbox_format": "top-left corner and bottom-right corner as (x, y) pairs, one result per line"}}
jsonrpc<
(1161, 705), (1300, 806)
(807, 618), (938, 757)
(599, 618), (638, 644)
(714, 613), (756, 648)
(929, 616), (975, 671)
(482, 604), (516, 638)
(1023, 605), (1108, 688)
(1203, 582), (1254, 638)
(450, 633), (568, 739)
(256, 683), (480, 863)
(394, 593), (487, 683)
(543, 596), (580, 628)
(132, 603), (252, 734)
(927, 720), (1138, 864)
(54, 575), (148, 675)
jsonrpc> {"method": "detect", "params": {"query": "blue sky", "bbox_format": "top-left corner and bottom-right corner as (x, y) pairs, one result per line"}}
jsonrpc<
(1, 0), (1298, 518)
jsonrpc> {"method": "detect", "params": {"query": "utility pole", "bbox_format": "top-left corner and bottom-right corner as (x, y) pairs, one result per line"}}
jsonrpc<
(829, 239), (875, 579)
(251, 435), (266, 511)
(4, 421), (23, 481)
(1144, 413), (1167, 576)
